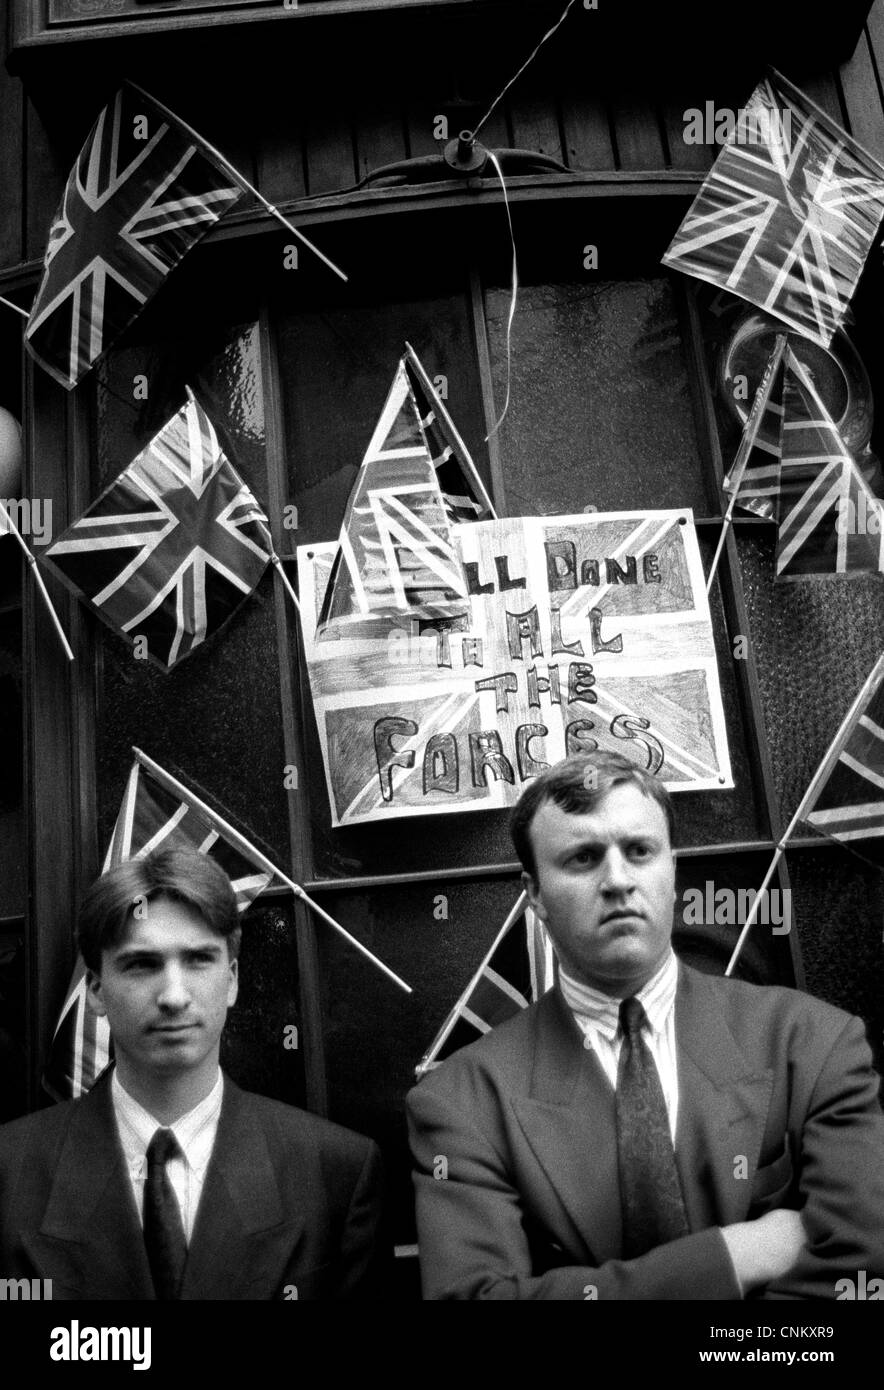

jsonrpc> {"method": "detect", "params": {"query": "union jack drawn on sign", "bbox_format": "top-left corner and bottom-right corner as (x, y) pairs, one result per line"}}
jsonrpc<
(42, 392), (274, 669)
(299, 510), (733, 826)
(663, 70), (884, 347)
(25, 84), (242, 389)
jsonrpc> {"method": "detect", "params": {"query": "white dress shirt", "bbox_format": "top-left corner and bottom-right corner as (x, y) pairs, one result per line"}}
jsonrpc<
(558, 950), (680, 1141)
(111, 1069), (224, 1242)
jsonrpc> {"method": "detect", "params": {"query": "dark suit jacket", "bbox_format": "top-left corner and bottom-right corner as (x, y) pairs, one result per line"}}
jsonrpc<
(0, 1071), (384, 1300)
(407, 964), (884, 1300)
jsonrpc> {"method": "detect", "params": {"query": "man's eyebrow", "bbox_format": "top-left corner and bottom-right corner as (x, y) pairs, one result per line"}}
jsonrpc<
(556, 836), (606, 858)
(112, 942), (224, 960)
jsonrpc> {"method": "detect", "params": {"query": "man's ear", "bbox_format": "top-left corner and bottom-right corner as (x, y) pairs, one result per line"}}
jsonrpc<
(522, 870), (545, 923)
(85, 968), (107, 1018)
(226, 956), (239, 1009)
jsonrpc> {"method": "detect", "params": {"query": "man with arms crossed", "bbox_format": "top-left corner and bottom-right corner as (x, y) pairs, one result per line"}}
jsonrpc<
(0, 848), (384, 1299)
(408, 752), (884, 1299)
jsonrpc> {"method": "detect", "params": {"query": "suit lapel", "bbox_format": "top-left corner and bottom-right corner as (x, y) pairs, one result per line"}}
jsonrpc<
(511, 990), (623, 1262)
(23, 1072), (154, 1299)
(509, 967), (775, 1262)
(674, 966), (773, 1228)
(182, 1079), (304, 1300)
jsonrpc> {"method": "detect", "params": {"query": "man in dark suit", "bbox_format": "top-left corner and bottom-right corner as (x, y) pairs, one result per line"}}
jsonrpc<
(407, 751), (884, 1299)
(0, 848), (384, 1300)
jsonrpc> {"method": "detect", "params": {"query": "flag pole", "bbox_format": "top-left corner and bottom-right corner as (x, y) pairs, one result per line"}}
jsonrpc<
(270, 553), (302, 616)
(1, 503), (74, 661)
(0, 295), (29, 321)
(126, 82), (348, 285)
(415, 889), (528, 1077)
(132, 746), (411, 994)
(706, 334), (787, 595)
(725, 652), (884, 975)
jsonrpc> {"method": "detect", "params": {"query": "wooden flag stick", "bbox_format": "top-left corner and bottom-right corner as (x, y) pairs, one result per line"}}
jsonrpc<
(415, 888), (528, 1076)
(725, 652), (884, 976)
(271, 552), (302, 616)
(132, 747), (411, 993)
(127, 82), (348, 284)
(706, 333), (787, 595)
(1, 503), (74, 660)
(0, 295), (29, 320)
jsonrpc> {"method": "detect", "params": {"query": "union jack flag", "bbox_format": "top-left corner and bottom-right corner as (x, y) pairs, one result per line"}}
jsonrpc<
(800, 655), (884, 869)
(43, 750), (276, 1101)
(724, 333), (787, 522)
(402, 345), (495, 525)
(43, 392), (274, 669)
(416, 894), (554, 1075)
(317, 348), (493, 637)
(774, 350), (884, 579)
(25, 84), (243, 390)
(663, 70), (884, 348)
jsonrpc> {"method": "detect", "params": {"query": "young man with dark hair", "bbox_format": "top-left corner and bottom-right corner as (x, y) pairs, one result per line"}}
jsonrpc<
(0, 848), (385, 1300)
(408, 751), (884, 1300)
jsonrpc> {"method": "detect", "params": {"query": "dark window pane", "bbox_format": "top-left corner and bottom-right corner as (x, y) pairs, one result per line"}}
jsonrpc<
(484, 278), (713, 516)
(785, 848), (884, 1073)
(673, 850), (796, 987)
(313, 876), (524, 1241)
(738, 530), (884, 829)
(223, 899), (306, 1109)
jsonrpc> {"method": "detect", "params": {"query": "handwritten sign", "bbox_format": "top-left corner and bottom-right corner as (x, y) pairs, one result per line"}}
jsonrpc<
(297, 510), (733, 826)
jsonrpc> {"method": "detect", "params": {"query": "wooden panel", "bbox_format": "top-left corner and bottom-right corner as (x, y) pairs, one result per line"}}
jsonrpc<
(660, 101), (714, 171)
(304, 106), (357, 196)
(354, 106), (409, 182)
(839, 28), (884, 152)
(405, 105), (448, 158)
(0, 24), (24, 269)
(559, 93), (615, 172)
(24, 93), (68, 263)
(22, 362), (79, 1100)
(508, 91), (563, 162)
(609, 93), (667, 171)
(258, 101), (308, 206)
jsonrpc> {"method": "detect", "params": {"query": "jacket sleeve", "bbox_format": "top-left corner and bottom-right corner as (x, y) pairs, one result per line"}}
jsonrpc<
(760, 1014), (884, 1301)
(334, 1138), (389, 1300)
(407, 1082), (741, 1301)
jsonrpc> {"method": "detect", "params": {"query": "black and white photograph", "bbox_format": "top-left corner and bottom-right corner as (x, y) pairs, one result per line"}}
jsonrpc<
(0, 0), (883, 1369)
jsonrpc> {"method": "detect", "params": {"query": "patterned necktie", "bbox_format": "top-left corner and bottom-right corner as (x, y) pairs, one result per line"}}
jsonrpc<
(144, 1127), (187, 1300)
(615, 996), (689, 1258)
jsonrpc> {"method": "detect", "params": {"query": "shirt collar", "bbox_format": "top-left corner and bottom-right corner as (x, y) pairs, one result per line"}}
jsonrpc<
(111, 1068), (224, 1174)
(559, 949), (678, 1043)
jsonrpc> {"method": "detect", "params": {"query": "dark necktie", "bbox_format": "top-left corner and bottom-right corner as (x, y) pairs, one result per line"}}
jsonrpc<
(144, 1128), (187, 1300)
(615, 996), (689, 1258)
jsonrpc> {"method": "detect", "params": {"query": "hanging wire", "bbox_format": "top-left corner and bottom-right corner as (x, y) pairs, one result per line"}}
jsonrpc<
(484, 152), (518, 442)
(472, 0), (582, 141)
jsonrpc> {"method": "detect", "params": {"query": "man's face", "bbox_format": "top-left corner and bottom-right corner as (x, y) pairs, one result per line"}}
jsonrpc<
(523, 782), (676, 996)
(86, 895), (238, 1085)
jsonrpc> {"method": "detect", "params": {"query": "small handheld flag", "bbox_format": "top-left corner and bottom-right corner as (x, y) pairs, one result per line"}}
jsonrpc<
(663, 70), (884, 348)
(43, 391), (274, 669)
(415, 892), (554, 1077)
(317, 347), (492, 637)
(25, 85), (243, 390)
